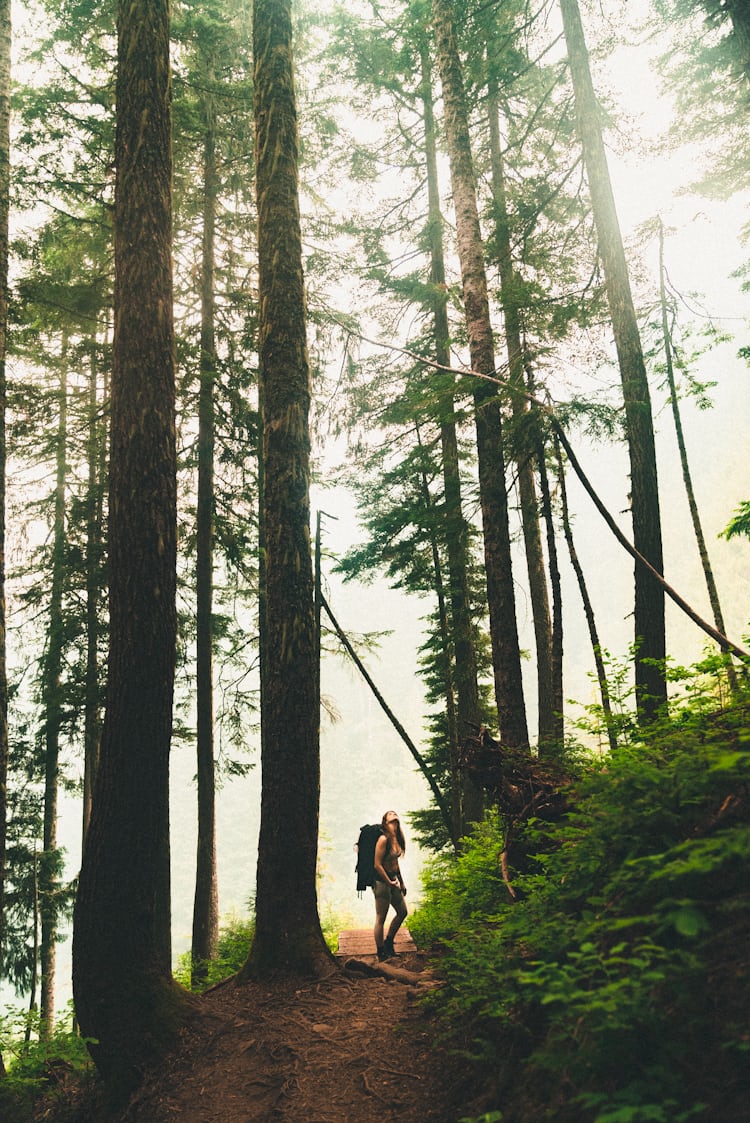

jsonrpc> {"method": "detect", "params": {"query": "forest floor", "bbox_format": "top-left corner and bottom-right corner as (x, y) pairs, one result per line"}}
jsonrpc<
(105, 948), (474, 1123)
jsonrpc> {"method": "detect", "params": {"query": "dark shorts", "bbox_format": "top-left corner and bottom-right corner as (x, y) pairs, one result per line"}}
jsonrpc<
(373, 879), (406, 912)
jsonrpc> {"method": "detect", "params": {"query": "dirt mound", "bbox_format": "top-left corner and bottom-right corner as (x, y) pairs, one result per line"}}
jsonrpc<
(116, 952), (469, 1122)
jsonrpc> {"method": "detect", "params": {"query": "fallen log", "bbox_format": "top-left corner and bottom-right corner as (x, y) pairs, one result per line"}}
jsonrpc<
(342, 957), (433, 987)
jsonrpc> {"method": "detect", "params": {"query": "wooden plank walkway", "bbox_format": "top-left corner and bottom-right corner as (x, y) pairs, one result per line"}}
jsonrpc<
(337, 927), (417, 957)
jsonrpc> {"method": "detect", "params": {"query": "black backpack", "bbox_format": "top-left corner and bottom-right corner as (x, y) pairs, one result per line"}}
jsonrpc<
(355, 823), (384, 895)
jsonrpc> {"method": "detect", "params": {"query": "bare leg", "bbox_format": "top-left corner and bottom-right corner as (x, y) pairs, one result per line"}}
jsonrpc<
(373, 887), (390, 949)
(386, 889), (407, 942)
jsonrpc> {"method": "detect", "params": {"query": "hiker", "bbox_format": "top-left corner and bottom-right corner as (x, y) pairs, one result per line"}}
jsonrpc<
(373, 810), (407, 961)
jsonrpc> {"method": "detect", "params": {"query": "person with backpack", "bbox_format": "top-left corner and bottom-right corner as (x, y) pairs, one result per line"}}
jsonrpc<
(372, 810), (407, 961)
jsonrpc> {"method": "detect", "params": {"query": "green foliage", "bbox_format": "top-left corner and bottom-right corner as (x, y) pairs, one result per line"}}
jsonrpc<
(0, 1003), (97, 1123)
(721, 499), (750, 542)
(652, 0), (750, 209)
(174, 907), (347, 991)
(174, 910), (257, 992)
(411, 681), (750, 1122)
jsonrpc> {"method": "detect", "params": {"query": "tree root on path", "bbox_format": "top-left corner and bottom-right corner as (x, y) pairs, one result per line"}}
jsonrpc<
(341, 956), (437, 988)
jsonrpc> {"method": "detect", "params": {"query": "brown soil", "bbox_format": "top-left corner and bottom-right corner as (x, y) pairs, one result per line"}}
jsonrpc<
(113, 952), (472, 1123)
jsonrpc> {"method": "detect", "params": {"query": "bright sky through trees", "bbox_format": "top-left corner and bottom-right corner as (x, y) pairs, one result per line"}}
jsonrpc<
(3, 0), (749, 1013)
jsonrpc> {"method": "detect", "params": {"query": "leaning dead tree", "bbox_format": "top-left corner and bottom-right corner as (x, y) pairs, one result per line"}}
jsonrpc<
(461, 726), (572, 898)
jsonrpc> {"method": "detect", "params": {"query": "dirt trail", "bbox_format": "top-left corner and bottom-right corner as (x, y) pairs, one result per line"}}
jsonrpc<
(117, 952), (471, 1123)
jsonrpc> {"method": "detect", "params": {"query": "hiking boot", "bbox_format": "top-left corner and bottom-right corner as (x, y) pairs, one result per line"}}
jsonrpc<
(382, 937), (398, 959)
(376, 944), (390, 961)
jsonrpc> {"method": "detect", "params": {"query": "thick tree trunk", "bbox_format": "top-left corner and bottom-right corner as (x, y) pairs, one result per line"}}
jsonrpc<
(560, 0), (666, 720)
(420, 38), (483, 833)
(241, 0), (332, 978)
(486, 71), (555, 748)
(0, 0), (9, 1079)
(192, 59), (219, 988)
(73, 0), (190, 1102)
(432, 0), (528, 750)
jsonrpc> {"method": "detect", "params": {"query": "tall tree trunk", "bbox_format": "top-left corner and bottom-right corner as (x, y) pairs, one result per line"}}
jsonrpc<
(73, 0), (190, 1102)
(420, 37), (483, 833)
(432, 0), (528, 749)
(536, 438), (564, 742)
(554, 436), (617, 752)
(192, 56), (219, 989)
(658, 219), (736, 690)
(27, 850), (39, 1044)
(40, 345), (69, 1037)
(560, 0), (666, 720)
(241, 0), (332, 978)
(415, 424), (461, 846)
(486, 67), (554, 748)
(0, 0), (9, 1077)
(82, 345), (105, 843)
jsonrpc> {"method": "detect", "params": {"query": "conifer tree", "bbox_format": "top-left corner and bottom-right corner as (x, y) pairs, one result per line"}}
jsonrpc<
(8, 202), (112, 1037)
(431, 0), (528, 748)
(656, 219), (736, 688)
(560, 0), (667, 720)
(420, 34), (485, 830)
(37, 335), (69, 1036)
(325, 2), (493, 839)
(73, 0), (190, 1097)
(172, 0), (258, 980)
(240, 0), (332, 978)
(0, 0), (9, 1077)
(484, 49), (555, 747)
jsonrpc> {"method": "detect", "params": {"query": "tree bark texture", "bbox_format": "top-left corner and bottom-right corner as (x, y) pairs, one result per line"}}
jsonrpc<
(40, 350), (68, 1036)
(486, 71), (555, 748)
(82, 347), (105, 844)
(242, 0), (332, 978)
(536, 438), (564, 743)
(192, 58), (219, 987)
(560, 0), (666, 719)
(431, 0), (528, 749)
(0, 0), (9, 1075)
(420, 37), (483, 833)
(73, 0), (190, 1100)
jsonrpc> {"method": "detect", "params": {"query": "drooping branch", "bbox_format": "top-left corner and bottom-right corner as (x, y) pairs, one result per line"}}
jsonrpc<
(550, 422), (750, 664)
(327, 315), (750, 665)
(320, 589), (455, 842)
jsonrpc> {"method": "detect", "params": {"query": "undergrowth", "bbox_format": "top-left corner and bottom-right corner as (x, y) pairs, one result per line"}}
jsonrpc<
(0, 1004), (98, 1122)
(411, 671), (750, 1122)
(174, 904), (350, 991)
(1, 906), (351, 1120)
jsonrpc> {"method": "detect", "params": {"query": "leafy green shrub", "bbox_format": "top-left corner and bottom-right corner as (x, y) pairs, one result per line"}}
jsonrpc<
(412, 684), (750, 1122)
(174, 910), (257, 991)
(175, 904), (354, 990)
(0, 1003), (98, 1122)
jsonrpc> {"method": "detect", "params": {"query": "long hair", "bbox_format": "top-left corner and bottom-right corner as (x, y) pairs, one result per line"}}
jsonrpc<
(381, 810), (406, 854)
